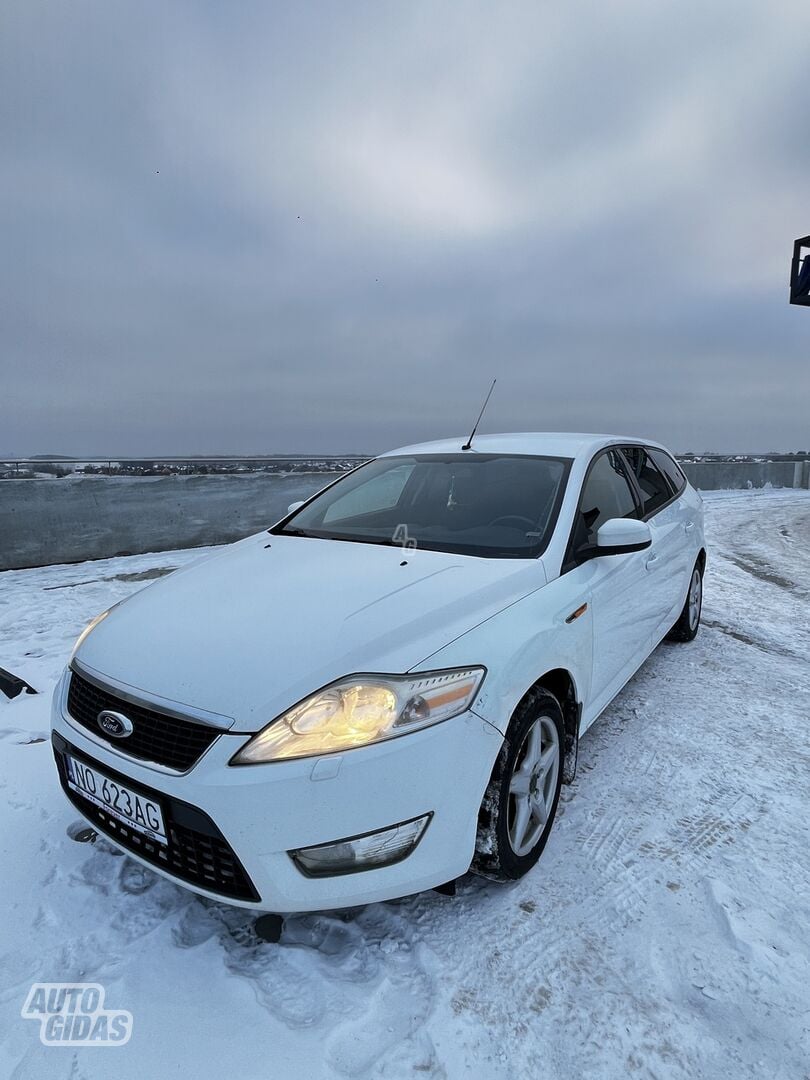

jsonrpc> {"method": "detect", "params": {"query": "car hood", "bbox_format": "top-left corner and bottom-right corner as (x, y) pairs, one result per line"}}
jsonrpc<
(74, 532), (547, 731)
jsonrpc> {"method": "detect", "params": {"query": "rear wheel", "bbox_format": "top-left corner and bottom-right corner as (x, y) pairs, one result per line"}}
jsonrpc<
(472, 688), (564, 881)
(667, 561), (703, 642)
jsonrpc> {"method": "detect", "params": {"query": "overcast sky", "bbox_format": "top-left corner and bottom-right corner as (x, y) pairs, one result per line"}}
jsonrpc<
(2, 1), (809, 456)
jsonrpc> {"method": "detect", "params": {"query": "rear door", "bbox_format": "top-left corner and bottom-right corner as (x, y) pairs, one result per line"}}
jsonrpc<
(621, 446), (691, 640)
(648, 445), (700, 613)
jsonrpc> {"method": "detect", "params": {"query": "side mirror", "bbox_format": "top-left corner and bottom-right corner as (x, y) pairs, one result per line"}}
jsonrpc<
(287, 501), (305, 515)
(595, 518), (652, 556)
(575, 518), (652, 564)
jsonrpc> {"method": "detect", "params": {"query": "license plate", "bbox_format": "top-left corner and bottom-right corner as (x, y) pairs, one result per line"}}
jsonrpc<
(64, 754), (167, 845)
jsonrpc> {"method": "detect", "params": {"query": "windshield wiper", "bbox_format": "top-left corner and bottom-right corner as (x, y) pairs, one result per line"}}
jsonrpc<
(280, 527), (315, 538)
(285, 530), (406, 548)
(340, 536), (402, 548)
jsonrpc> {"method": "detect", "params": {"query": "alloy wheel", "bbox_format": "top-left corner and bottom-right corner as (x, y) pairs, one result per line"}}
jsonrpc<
(507, 715), (560, 857)
(688, 568), (702, 631)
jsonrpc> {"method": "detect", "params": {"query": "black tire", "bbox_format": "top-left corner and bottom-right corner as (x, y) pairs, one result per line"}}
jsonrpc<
(667, 560), (703, 642)
(472, 688), (564, 882)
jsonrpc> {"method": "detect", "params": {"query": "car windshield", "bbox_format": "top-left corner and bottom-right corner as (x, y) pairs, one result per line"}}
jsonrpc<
(274, 453), (572, 558)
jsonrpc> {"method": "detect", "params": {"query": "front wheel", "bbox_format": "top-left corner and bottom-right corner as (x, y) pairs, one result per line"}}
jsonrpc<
(667, 561), (703, 642)
(472, 688), (564, 881)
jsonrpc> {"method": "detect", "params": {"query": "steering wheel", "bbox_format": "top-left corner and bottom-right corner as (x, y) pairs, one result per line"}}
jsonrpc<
(489, 515), (536, 531)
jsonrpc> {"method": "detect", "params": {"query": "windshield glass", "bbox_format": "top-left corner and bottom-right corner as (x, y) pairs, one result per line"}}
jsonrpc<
(274, 453), (572, 558)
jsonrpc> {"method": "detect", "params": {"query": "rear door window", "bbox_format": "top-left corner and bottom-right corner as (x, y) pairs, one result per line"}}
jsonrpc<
(648, 448), (686, 495)
(622, 447), (672, 517)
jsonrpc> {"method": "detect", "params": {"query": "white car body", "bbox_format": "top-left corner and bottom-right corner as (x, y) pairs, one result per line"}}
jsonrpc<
(51, 433), (705, 911)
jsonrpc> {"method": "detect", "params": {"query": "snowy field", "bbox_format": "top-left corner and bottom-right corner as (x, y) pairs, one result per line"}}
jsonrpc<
(1, 490), (809, 1080)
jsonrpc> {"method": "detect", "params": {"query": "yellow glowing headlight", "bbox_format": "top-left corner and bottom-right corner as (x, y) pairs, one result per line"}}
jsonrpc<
(231, 667), (485, 764)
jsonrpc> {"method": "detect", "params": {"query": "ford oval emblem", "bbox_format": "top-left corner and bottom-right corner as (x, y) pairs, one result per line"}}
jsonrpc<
(97, 710), (134, 739)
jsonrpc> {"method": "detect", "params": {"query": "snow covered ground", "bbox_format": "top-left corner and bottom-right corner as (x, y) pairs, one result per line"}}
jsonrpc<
(1, 490), (808, 1080)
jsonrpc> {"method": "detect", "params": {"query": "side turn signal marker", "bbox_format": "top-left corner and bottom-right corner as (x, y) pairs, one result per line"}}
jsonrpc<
(565, 603), (588, 624)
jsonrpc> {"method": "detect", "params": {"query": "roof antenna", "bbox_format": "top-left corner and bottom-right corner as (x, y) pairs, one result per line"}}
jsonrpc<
(461, 379), (496, 451)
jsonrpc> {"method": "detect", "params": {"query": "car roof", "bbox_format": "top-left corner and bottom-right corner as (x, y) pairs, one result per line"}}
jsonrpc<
(380, 432), (670, 460)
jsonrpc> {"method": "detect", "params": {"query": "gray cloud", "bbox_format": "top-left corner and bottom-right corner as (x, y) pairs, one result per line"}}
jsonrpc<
(2, 0), (809, 455)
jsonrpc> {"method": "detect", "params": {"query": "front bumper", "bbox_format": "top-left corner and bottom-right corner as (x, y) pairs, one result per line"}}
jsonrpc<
(51, 677), (503, 912)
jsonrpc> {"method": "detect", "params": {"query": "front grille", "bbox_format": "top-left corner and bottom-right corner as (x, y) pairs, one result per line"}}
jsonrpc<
(67, 670), (221, 771)
(53, 734), (260, 902)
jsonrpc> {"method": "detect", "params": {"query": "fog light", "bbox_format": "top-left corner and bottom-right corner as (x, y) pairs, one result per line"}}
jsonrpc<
(289, 814), (432, 877)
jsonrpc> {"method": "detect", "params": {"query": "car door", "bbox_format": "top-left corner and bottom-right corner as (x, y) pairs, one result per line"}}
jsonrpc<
(648, 445), (700, 609)
(622, 446), (691, 641)
(562, 448), (662, 714)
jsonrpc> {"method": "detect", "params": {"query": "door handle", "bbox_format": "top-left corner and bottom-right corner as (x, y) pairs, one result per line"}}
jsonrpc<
(645, 553), (658, 570)
(684, 521), (695, 532)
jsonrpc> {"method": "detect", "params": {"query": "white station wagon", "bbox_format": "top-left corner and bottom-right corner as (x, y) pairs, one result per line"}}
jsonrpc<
(52, 433), (705, 913)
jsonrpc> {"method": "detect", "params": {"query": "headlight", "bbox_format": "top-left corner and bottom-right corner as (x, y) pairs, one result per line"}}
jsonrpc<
(230, 666), (485, 764)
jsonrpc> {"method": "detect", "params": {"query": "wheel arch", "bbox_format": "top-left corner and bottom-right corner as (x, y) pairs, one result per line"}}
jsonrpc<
(517, 668), (581, 785)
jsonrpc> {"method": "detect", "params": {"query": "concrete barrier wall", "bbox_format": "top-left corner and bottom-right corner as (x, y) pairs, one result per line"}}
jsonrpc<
(0, 473), (340, 571)
(1, 461), (808, 571)
(679, 460), (808, 491)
